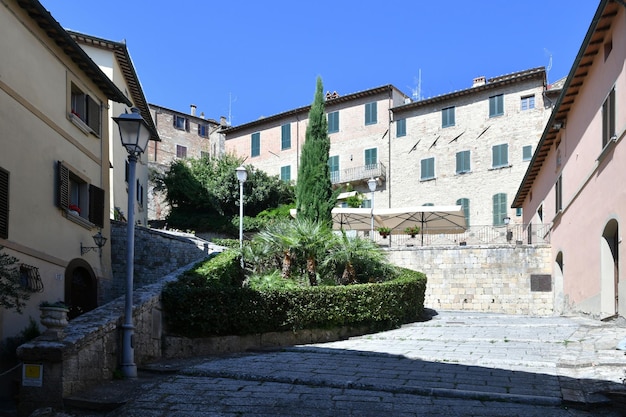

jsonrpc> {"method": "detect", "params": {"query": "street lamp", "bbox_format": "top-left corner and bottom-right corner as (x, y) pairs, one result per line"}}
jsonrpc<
(113, 107), (151, 379)
(367, 178), (377, 235)
(503, 216), (512, 242)
(236, 165), (247, 267)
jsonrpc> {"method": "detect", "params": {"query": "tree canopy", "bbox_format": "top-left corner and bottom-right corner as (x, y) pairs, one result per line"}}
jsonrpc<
(162, 153), (294, 232)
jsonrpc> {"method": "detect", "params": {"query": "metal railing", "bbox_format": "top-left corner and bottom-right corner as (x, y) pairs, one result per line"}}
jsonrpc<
(365, 223), (551, 247)
(331, 162), (386, 185)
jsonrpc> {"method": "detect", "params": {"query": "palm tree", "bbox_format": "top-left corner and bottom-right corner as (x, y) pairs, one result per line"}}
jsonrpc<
(322, 232), (387, 284)
(253, 220), (297, 279)
(288, 218), (332, 286)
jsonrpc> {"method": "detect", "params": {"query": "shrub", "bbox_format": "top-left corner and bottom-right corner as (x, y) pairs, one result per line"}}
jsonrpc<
(162, 258), (426, 337)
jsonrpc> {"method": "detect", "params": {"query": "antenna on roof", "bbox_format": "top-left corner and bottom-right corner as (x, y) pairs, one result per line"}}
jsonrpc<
(544, 49), (553, 82)
(228, 92), (237, 126)
(410, 69), (422, 101)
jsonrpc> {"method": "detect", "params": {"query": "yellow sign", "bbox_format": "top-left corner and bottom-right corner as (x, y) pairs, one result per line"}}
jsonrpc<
(22, 364), (43, 387)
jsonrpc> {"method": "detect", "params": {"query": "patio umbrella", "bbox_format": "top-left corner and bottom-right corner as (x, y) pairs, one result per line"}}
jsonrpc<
(374, 205), (467, 245)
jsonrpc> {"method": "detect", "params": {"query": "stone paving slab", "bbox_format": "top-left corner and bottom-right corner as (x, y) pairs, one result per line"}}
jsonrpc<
(35, 311), (626, 416)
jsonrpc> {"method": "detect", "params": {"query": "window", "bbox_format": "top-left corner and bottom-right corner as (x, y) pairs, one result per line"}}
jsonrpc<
(456, 150), (470, 174)
(521, 95), (535, 111)
(173, 115), (189, 131)
(0, 167), (8, 239)
(489, 94), (504, 117)
(70, 83), (101, 136)
(442, 106), (455, 128)
(516, 207), (523, 217)
(492, 193), (507, 226)
(251, 132), (260, 157)
(365, 102), (377, 125)
(328, 155), (340, 183)
(602, 87), (616, 148)
(328, 111), (339, 133)
(281, 124), (291, 150)
(198, 124), (208, 137)
(19, 264), (43, 293)
(57, 161), (104, 228)
(396, 118), (406, 137)
(555, 175), (562, 213)
(522, 145), (532, 161)
(492, 143), (509, 168)
(280, 165), (291, 182)
(364, 148), (377, 169)
(456, 198), (470, 228)
(420, 157), (435, 180)
(176, 145), (187, 158)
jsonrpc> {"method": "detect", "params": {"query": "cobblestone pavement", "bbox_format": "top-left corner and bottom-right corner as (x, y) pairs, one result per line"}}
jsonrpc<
(34, 311), (626, 416)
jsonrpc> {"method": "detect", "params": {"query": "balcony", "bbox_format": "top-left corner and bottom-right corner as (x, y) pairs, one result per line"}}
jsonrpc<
(331, 162), (386, 186)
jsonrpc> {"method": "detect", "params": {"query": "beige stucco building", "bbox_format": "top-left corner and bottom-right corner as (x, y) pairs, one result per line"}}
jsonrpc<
(69, 31), (160, 228)
(224, 69), (555, 231)
(0, 0), (140, 342)
(514, 0), (626, 318)
(147, 104), (225, 223)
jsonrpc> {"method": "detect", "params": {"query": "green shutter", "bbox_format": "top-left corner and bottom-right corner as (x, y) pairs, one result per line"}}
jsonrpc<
(493, 193), (507, 225)
(365, 102), (377, 125)
(281, 124), (291, 149)
(251, 132), (260, 157)
(328, 111), (339, 133)
(57, 161), (70, 210)
(365, 148), (377, 167)
(396, 118), (406, 137)
(456, 151), (470, 173)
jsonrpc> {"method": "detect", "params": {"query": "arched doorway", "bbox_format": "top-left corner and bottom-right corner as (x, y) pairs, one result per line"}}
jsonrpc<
(64, 259), (98, 320)
(600, 219), (619, 318)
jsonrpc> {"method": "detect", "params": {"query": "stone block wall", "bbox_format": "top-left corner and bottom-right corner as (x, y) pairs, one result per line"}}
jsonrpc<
(17, 262), (196, 416)
(387, 244), (553, 315)
(109, 221), (213, 301)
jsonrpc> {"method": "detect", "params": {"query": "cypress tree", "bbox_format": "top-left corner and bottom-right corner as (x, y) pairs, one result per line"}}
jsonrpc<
(295, 77), (337, 227)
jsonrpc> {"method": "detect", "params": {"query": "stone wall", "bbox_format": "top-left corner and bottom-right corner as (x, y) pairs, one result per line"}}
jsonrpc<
(386, 244), (554, 315)
(109, 221), (213, 301)
(16, 261), (196, 416)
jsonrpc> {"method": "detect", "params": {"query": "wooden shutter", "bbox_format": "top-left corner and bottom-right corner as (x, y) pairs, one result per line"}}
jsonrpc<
(185, 118), (190, 132)
(86, 95), (101, 136)
(89, 184), (105, 227)
(57, 161), (70, 210)
(0, 168), (9, 239)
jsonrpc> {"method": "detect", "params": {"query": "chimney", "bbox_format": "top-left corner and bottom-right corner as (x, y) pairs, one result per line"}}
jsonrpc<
(220, 116), (228, 127)
(190, 104), (196, 116)
(472, 76), (486, 87)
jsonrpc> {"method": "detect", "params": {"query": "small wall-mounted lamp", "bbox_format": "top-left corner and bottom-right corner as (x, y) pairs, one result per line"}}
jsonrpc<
(81, 231), (107, 255)
(552, 121), (565, 130)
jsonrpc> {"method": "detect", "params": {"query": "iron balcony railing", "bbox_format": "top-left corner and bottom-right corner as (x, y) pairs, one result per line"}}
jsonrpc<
(362, 223), (551, 247)
(331, 162), (386, 185)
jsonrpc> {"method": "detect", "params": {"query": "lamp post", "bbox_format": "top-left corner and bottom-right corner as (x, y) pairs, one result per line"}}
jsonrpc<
(236, 165), (247, 267)
(367, 178), (377, 236)
(503, 216), (512, 242)
(113, 107), (151, 379)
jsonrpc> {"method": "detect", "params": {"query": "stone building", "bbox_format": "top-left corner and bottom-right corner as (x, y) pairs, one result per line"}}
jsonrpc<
(147, 104), (225, 223)
(391, 67), (554, 227)
(224, 68), (558, 230)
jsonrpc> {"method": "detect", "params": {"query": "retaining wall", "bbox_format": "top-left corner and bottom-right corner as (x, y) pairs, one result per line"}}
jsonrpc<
(387, 244), (554, 315)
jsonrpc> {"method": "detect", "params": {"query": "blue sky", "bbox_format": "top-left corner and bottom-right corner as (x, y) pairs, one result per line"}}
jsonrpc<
(41, 1), (599, 126)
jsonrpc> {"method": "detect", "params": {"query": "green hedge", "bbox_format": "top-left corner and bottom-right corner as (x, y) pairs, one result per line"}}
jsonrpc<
(162, 255), (426, 338)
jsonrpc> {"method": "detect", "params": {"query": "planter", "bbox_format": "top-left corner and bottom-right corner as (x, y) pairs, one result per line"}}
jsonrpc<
(40, 306), (69, 339)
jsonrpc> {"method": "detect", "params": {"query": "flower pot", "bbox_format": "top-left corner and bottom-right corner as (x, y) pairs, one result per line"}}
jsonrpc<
(40, 306), (69, 339)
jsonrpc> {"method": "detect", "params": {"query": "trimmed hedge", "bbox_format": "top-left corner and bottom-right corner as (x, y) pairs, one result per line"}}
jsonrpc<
(162, 252), (427, 338)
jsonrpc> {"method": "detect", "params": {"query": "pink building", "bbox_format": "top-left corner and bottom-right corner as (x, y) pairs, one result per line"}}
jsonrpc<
(513, 0), (625, 318)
